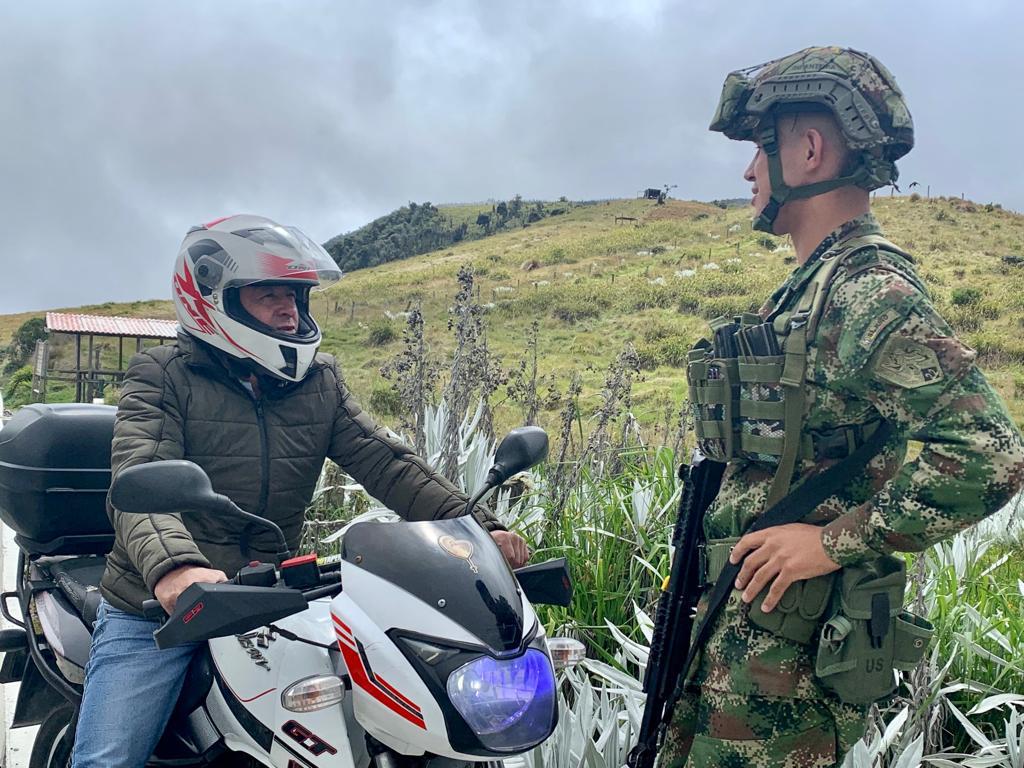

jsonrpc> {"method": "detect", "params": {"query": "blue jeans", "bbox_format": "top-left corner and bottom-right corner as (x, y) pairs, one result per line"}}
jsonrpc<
(70, 599), (200, 768)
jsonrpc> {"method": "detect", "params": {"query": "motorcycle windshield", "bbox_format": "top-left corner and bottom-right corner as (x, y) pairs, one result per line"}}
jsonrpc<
(342, 516), (525, 654)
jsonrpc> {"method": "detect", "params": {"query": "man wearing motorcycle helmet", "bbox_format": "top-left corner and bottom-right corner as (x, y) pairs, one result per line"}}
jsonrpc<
(70, 215), (529, 767)
(659, 48), (1024, 766)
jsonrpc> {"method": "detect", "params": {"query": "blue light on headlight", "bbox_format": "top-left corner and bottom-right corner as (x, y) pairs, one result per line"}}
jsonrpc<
(446, 648), (556, 752)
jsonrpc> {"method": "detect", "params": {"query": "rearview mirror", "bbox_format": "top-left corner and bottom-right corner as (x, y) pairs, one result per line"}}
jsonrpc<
(110, 460), (223, 514)
(489, 426), (549, 484)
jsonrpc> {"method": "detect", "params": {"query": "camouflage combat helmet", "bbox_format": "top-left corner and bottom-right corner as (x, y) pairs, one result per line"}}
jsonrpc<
(710, 46), (914, 232)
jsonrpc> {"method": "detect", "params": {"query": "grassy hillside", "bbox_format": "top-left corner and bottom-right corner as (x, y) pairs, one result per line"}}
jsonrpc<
(4, 195), (1024, 434)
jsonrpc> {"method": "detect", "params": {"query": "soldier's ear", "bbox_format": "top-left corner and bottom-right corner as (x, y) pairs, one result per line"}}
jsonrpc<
(804, 128), (825, 169)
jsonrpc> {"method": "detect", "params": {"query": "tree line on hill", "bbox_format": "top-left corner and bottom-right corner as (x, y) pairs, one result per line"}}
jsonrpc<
(323, 196), (568, 272)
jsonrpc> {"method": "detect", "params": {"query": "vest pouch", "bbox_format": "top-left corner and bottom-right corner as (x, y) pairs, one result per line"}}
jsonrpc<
(893, 611), (934, 671)
(688, 343), (739, 462)
(736, 354), (787, 466)
(747, 571), (835, 645)
(814, 556), (907, 705)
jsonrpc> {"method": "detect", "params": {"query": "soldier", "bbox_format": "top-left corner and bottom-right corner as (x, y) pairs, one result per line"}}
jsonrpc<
(664, 47), (1024, 766)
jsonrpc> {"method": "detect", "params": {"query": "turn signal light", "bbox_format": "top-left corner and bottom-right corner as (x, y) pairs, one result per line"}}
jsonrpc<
(281, 675), (345, 712)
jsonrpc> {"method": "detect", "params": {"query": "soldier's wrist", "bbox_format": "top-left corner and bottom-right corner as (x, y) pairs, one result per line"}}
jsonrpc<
(821, 510), (880, 567)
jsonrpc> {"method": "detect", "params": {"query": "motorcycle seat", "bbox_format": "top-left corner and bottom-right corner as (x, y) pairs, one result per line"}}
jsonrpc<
(40, 556), (106, 629)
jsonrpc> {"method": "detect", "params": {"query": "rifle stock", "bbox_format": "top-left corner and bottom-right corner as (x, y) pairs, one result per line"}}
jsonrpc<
(627, 452), (724, 768)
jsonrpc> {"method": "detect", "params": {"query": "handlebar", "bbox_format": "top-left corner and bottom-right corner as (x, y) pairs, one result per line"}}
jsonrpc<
(140, 566), (341, 625)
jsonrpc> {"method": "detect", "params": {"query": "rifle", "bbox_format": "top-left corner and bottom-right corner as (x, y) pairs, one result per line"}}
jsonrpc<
(627, 451), (724, 768)
(627, 422), (893, 768)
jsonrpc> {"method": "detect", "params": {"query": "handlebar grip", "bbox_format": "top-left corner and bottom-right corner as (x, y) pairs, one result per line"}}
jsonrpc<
(141, 599), (167, 621)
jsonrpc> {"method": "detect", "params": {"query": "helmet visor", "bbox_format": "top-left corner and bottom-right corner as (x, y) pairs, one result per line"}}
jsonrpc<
(227, 224), (342, 290)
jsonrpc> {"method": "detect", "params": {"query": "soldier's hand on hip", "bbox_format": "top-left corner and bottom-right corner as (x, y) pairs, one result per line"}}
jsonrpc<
(729, 523), (840, 612)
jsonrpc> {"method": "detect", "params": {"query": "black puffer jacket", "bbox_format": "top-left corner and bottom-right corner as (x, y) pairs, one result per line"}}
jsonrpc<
(100, 334), (503, 613)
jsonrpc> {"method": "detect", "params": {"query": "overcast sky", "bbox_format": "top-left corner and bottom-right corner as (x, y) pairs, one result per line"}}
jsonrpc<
(1, 0), (1020, 315)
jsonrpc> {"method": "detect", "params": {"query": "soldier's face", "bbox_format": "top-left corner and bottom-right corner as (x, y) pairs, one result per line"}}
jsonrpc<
(744, 145), (772, 216)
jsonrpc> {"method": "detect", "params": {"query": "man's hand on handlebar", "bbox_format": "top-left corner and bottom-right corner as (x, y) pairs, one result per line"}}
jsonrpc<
(490, 531), (530, 569)
(154, 565), (229, 613)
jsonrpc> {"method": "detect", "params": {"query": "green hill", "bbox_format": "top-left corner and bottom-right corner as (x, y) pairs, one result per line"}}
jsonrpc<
(4, 196), (1024, 434)
(323, 197), (574, 272)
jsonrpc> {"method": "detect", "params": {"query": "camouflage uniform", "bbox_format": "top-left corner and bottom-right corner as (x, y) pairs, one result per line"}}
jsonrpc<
(664, 212), (1024, 766)
(662, 47), (1024, 767)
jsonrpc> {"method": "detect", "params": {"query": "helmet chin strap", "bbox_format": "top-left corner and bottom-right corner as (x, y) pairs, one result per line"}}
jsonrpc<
(753, 122), (873, 234)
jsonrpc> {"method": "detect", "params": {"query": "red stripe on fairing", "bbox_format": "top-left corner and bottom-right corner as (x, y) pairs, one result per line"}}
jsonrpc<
(204, 215), (234, 229)
(208, 654), (277, 703)
(238, 687), (277, 703)
(333, 631), (426, 730)
(377, 675), (422, 714)
(332, 616), (354, 642)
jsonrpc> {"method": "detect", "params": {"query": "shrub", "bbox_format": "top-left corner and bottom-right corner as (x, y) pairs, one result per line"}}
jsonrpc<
(950, 287), (983, 306)
(2, 365), (33, 407)
(367, 321), (397, 346)
(634, 343), (661, 371)
(3, 316), (46, 375)
(368, 384), (403, 416)
(756, 235), (778, 252)
(552, 300), (602, 323)
(543, 247), (576, 266)
(655, 336), (690, 367)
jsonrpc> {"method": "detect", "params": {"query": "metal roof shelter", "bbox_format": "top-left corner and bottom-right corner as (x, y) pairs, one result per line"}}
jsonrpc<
(37, 313), (179, 402)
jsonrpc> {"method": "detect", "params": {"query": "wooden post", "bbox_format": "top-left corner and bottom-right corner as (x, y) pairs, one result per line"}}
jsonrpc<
(87, 335), (94, 402)
(118, 336), (124, 370)
(75, 333), (82, 402)
(350, 300), (355, 321)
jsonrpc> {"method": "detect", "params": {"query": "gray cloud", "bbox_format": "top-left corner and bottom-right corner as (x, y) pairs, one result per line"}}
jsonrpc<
(1, 0), (1020, 314)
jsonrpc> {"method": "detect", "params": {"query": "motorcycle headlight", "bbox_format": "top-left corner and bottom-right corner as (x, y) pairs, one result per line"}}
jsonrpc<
(445, 648), (556, 752)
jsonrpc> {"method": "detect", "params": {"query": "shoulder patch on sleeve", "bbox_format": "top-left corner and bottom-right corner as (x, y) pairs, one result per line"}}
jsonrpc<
(859, 308), (903, 351)
(872, 336), (945, 389)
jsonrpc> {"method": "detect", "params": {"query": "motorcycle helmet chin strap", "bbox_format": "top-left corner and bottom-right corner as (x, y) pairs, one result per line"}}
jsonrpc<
(754, 121), (872, 234)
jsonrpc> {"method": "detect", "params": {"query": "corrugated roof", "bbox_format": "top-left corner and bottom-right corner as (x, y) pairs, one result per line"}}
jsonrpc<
(46, 312), (179, 339)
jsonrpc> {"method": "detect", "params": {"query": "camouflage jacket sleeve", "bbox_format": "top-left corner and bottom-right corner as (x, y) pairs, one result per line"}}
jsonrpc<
(816, 269), (1024, 566)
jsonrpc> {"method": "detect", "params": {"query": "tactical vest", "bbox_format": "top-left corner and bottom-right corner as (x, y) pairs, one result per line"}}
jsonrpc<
(687, 233), (926, 509)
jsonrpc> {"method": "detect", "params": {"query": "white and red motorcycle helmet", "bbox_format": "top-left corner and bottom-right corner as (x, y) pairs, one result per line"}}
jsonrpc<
(172, 214), (342, 382)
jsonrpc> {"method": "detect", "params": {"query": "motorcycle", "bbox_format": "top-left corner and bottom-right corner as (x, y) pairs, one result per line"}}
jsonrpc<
(0, 403), (578, 767)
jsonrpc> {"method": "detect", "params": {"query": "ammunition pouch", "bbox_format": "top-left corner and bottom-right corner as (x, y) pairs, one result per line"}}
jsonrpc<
(688, 319), (880, 473)
(813, 556), (933, 705)
(703, 537), (834, 646)
(736, 353), (787, 465)
(703, 542), (934, 703)
(747, 572), (835, 646)
(688, 342), (739, 463)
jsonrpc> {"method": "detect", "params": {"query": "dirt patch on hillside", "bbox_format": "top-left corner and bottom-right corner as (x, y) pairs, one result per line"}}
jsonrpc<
(644, 200), (722, 222)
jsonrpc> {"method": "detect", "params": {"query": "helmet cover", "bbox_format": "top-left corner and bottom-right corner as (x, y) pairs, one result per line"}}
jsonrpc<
(710, 46), (913, 191)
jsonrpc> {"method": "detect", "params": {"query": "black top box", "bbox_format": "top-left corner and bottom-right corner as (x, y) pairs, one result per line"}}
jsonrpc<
(0, 403), (116, 554)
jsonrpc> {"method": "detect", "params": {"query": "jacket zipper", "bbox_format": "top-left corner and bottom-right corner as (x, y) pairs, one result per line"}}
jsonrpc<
(254, 400), (270, 517)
